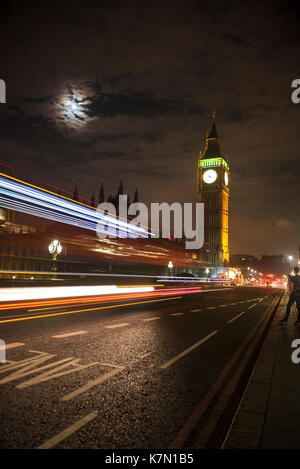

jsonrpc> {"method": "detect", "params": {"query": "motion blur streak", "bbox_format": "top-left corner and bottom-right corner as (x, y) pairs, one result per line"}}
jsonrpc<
(0, 287), (201, 312)
(0, 296), (182, 324)
(0, 173), (151, 237)
(0, 269), (233, 282)
(0, 285), (155, 303)
(0, 287), (232, 313)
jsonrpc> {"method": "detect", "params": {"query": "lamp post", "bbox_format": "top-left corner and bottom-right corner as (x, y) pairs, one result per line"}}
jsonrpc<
(48, 240), (62, 278)
(168, 261), (173, 276)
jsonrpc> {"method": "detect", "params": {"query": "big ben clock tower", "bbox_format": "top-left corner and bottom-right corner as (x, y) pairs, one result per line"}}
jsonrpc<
(197, 111), (230, 266)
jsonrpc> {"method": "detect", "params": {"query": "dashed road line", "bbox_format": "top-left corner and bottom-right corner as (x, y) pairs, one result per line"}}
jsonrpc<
(206, 306), (216, 310)
(160, 330), (218, 370)
(52, 331), (88, 339)
(36, 410), (98, 449)
(0, 342), (25, 350)
(228, 311), (246, 324)
(104, 323), (129, 329)
(189, 309), (202, 313)
(169, 313), (184, 316)
(142, 317), (161, 322)
(248, 303), (257, 310)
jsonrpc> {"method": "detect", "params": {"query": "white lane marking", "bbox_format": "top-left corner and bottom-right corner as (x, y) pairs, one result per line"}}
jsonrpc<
(137, 353), (151, 360)
(229, 302), (237, 305)
(0, 350), (98, 388)
(99, 363), (123, 368)
(160, 330), (218, 370)
(0, 342), (25, 351)
(238, 301), (245, 303)
(206, 306), (216, 309)
(36, 410), (98, 449)
(189, 309), (202, 312)
(104, 323), (129, 329)
(142, 317), (161, 322)
(169, 313), (184, 316)
(219, 305), (227, 307)
(228, 311), (246, 324)
(248, 303), (257, 310)
(61, 365), (125, 401)
(52, 331), (88, 339)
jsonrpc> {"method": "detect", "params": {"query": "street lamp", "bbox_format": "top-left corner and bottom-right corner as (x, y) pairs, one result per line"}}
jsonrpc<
(288, 255), (294, 274)
(48, 240), (62, 277)
(168, 261), (173, 276)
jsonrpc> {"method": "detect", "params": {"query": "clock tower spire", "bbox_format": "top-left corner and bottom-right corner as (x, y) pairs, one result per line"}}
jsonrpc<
(197, 112), (230, 267)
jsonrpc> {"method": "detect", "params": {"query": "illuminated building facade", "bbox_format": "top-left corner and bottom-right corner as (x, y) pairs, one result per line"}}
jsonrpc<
(197, 112), (230, 266)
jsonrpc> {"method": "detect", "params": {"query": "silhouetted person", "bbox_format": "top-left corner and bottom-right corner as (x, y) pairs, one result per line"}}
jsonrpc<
(279, 266), (300, 324)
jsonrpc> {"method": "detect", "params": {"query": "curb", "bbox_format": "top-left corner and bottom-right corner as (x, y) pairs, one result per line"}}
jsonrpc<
(223, 291), (289, 449)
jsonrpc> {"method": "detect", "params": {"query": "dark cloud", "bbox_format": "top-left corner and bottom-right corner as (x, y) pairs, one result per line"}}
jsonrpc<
(221, 33), (247, 46)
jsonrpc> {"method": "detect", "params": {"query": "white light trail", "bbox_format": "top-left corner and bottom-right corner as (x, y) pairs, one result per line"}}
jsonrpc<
(0, 285), (155, 302)
(0, 175), (150, 237)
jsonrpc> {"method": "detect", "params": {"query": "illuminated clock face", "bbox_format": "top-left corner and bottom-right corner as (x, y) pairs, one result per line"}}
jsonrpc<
(224, 171), (229, 186)
(203, 169), (217, 184)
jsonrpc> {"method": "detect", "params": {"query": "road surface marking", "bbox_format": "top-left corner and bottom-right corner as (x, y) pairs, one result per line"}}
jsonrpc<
(142, 317), (161, 322)
(206, 306), (216, 309)
(99, 362), (123, 368)
(104, 323), (129, 329)
(219, 304), (227, 307)
(136, 353), (151, 359)
(36, 410), (98, 449)
(61, 365), (125, 401)
(169, 313), (184, 316)
(160, 330), (218, 370)
(229, 302), (237, 305)
(228, 311), (246, 324)
(52, 330), (88, 339)
(248, 303), (257, 310)
(0, 296), (182, 324)
(189, 309), (202, 312)
(0, 350), (98, 388)
(0, 342), (24, 351)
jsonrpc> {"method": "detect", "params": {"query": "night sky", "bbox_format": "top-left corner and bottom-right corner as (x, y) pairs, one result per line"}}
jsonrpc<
(1, 0), (299, 257)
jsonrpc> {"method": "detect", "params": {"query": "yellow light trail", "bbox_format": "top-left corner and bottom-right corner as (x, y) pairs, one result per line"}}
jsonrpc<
(28, 289), (167, 312)
(0, 296), (182, 324)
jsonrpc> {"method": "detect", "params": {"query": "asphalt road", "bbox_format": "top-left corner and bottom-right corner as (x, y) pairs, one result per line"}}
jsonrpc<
(0, 286), (281, 449)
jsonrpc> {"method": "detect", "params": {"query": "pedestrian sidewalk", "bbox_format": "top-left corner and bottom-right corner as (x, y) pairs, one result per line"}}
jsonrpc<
(224, 291), (300, 449)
